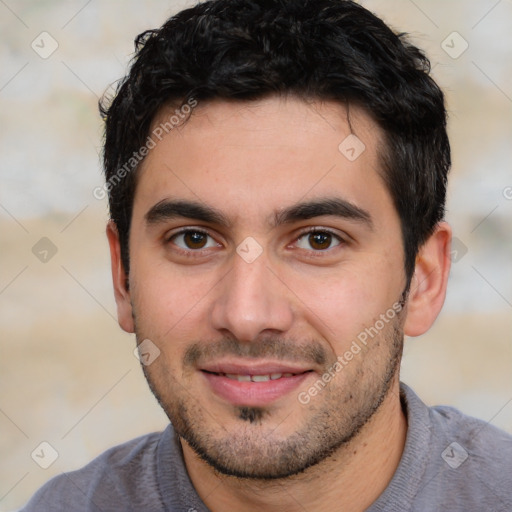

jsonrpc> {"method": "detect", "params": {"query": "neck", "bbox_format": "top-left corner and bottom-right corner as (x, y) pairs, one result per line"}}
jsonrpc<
(181, 378), (407, 512)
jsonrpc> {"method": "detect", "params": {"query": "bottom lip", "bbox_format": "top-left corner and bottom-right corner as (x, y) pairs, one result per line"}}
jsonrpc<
(201, 370), (313, 407)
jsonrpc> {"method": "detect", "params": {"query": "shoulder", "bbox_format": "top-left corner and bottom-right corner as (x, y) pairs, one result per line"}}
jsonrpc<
(401, 383), (512, 510)
(429, 401), (512, 484)
(429, 399), (512, 465)
(19, 430), (167, 512)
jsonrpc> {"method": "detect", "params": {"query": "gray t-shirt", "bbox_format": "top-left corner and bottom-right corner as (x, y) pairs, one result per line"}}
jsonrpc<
(19, 382), (512, 511)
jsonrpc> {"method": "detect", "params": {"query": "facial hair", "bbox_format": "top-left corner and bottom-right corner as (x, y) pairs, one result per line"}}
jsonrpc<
(134, 306), (405, 480)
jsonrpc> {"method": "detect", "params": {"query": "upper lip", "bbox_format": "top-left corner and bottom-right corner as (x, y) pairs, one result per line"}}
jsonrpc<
(200, 360), (313, 375)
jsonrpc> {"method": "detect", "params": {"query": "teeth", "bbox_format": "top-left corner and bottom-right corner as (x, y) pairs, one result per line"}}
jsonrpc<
(251, 374), (270, 382)
(223, 372), (291, 382)
(225, 374), (251, 381)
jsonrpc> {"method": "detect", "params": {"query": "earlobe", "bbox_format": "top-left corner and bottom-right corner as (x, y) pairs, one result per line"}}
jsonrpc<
(106, 221), (135, 333)
(403, 221), (452, 337)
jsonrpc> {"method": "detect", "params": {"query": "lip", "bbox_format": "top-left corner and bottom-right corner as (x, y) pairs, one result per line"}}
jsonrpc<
(201, 361), (312, 376)
(200, 360), (314, 407)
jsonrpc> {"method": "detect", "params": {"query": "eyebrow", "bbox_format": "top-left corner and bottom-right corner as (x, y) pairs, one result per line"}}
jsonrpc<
(273, 197), (373, 230)
(145, 197), (373, 230)
(146, 199), (228, 227)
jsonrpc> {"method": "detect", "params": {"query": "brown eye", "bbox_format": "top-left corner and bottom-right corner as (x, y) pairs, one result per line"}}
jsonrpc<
(169, 230), (218, 251)
(296, 230), (342, 251)
(183, 231), (208, 249)
(309, 232), (332, 250)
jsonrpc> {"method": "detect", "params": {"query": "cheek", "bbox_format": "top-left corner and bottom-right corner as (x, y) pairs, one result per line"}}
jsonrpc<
(299, 259), (399, 349)
(130, 259), (216, 343)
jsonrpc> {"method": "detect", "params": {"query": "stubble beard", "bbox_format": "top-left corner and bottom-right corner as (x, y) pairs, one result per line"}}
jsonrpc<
(135, 312), (405, 480)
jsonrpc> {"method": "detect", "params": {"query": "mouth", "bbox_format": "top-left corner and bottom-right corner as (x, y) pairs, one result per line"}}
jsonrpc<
(203, 371), (302, 382)
(200, 363), (315, 407)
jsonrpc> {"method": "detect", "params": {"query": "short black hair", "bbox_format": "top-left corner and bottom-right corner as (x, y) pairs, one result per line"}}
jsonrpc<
(99, 0), (450, 287)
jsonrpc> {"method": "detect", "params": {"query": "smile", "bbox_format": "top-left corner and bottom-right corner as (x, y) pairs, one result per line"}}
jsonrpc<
(200, 367), (314, 406)
(211, 371), (298, 382)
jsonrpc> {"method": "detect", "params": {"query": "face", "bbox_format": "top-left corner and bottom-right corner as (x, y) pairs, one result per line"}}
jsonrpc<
(122, 96), (409, 479)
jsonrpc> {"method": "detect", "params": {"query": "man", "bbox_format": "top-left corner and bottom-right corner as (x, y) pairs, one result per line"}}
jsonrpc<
(21, 0), (512, 510)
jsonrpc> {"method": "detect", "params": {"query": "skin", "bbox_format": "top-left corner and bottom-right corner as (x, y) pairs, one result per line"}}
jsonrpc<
(107, 95), (452, 511)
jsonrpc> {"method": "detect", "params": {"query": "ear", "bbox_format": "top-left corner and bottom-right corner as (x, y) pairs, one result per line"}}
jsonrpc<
(403, 221), (452, 337)
(106, 221), (135, 333)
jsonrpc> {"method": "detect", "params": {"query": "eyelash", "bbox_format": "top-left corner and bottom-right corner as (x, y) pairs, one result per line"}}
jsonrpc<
(165, 228), (219, 257)
(294, 227), (345, 256)
(165, 227), (346, 257)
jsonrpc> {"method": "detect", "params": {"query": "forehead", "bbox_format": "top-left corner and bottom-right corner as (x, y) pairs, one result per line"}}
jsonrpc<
(133, 96), (395, 230)
(147, 95), (383, 158)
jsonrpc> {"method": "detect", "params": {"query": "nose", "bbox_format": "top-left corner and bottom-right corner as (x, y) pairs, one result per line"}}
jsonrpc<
(210, 249), (294, 343)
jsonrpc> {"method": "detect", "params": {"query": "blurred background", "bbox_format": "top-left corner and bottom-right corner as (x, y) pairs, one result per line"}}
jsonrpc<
(1, 0), (511, 510)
